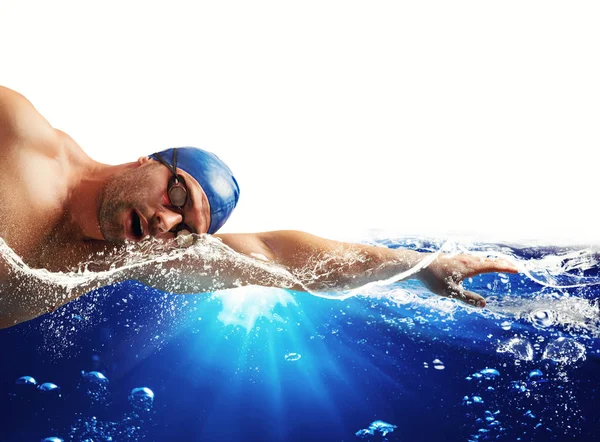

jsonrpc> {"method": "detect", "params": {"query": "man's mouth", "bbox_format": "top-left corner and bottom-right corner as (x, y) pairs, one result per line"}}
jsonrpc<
(129, 210), (145, 240)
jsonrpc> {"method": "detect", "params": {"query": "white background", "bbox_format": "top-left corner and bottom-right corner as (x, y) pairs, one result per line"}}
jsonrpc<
(1, 1), (598, 244)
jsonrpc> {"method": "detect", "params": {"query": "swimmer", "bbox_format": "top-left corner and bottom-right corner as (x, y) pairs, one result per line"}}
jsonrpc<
(0, 86), (517, 329)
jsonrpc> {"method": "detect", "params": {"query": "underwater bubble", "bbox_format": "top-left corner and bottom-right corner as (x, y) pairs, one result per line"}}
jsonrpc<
(511, 381), (529, 393)
(80, 370), (110, 403)
(81, 370), (109, 383)
(355, 420), (397, 438)
(500, 321), (512, 331)
(38, 383), (60, 392)
(284, 353), (302, 362)
(129, 387), (155, 411)
(472, 396), (484, 404)
(497, 337), (534, 361)
(433, 359), (445, 370)
(479, 368), (500, 379)
(542, 337), (586, 365)
(355, 429), (371, 438)
(529, 309), (556, 328)
(15, 376), (37, 386)
(369, 420), (396, 436)
(528, 369), (543, 379)
(41, 438), (63, 442)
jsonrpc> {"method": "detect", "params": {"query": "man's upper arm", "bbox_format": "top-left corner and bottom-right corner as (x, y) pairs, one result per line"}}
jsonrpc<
(0, 86), (56, 145)
(214, 232), (276, 262)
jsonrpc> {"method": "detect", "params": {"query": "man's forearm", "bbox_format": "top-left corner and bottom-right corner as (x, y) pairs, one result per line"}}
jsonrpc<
(222, 230), (430, 292)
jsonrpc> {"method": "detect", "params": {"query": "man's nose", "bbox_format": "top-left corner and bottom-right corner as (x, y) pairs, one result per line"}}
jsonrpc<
(154, 208), (183, 235)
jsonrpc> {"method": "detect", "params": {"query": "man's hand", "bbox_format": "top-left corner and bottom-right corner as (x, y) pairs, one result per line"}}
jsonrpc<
(417, 254), (519, 308)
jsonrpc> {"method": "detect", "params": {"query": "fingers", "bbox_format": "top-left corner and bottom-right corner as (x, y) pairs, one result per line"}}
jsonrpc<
(490, 258), (519, 274)
(447, 282), (486, 308)
(466, 257), (519, 278)
(461, 290), (486, 308)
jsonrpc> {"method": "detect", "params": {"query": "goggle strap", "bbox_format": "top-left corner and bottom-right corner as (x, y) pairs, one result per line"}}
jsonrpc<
(152, 149), (179, 177)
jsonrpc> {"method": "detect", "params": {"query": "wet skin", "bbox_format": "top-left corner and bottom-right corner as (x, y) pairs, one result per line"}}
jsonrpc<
(0, 86), (518, 329)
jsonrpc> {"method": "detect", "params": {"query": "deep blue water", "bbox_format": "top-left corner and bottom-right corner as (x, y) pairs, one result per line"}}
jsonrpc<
(1, 238), (598, 441)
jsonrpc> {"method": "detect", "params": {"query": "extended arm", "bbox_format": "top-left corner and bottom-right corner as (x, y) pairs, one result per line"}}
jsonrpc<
(215, 230), (518, 306)
(0, 230), (517, 329)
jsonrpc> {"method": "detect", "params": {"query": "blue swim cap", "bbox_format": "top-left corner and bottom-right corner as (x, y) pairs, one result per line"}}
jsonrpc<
(150, 147), (240, 234)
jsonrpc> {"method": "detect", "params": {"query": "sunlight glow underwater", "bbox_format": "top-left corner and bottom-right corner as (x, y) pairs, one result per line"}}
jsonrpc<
(3, 238), (600, 441)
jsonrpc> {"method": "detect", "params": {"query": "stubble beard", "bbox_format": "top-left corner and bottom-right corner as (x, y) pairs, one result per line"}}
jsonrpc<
(98, 163), (159, 242)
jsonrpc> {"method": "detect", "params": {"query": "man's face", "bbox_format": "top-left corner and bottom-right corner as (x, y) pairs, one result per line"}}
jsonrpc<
(98, 160), (211, 242)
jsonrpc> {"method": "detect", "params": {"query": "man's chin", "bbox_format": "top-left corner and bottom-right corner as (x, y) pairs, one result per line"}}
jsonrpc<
(98, 222), (126, 244)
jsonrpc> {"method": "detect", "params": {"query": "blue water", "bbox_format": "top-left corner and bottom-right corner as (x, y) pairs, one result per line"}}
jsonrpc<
(1, 237), (598, 441)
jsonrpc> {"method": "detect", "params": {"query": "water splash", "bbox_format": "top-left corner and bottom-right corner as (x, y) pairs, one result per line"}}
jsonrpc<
(2, 235), (600, 344)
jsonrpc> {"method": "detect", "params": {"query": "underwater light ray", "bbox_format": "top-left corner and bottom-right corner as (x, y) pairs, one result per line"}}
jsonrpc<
(261, 300), (348, 428)
(287, 300), (408, 415)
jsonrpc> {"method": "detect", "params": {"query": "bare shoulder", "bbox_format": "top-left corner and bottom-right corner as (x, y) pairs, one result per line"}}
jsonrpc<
(0, 86), (58, 154)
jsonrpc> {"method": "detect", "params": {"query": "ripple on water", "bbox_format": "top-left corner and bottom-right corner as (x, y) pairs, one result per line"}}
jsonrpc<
(542, 337), (586, 365)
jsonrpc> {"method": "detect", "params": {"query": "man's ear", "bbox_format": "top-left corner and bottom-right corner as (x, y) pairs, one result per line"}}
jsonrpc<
(138, 156), (154, 166)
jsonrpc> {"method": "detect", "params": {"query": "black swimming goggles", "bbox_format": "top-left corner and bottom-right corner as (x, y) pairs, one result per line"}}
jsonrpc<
(152, 148), (191, 233)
